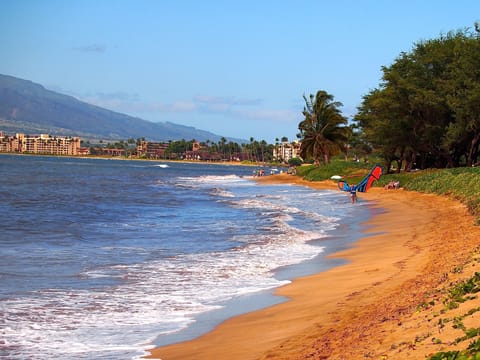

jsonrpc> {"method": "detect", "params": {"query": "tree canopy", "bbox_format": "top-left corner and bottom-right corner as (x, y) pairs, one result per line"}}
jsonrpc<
(355, 25), (480, 171)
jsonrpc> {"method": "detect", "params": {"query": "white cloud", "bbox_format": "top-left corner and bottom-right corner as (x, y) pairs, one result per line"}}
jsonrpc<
(95, 92), (139, 102)
(194, 95), (262, 107)
(70, 89), (298, 127)
(165, 101), (198, 112)
(91, 93), (270, 119)
(235, 108), (298, 122)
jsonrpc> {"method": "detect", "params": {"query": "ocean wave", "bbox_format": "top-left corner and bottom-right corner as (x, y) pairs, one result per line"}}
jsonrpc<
(1, 158), (359, 359)
(209, 187), (235, 198)
(2, 216), (326, 360)
(177, 174), (247, 186)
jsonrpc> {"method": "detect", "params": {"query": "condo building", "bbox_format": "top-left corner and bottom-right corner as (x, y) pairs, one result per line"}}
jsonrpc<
(273, 140), (301, 163)
(0, 132), (81, 156)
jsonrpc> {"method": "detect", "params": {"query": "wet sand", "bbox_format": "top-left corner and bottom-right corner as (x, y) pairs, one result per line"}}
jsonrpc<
(146, 174), (480, 359)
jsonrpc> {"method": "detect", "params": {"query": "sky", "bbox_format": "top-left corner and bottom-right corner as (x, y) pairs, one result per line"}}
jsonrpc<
(1, 0), (480, 142)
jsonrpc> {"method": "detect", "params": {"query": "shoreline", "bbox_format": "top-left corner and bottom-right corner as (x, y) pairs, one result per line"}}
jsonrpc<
(149, 181), (371, 350)
(146, 174), (480, 359)
(0, 152), (267, 167)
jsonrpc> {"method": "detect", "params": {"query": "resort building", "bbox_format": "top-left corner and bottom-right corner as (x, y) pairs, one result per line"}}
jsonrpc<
(136, 140), (169, 158)
(273, 140), (301, 163)
(0, 132), (81, 156)
(100, 148), (125, 157)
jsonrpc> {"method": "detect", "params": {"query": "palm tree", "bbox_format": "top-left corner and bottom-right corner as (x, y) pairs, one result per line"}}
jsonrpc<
(219, 137), (227, 159)
(249, 137), (257, 162)
(298, 90), (350, 165)
(274, 137), (279, 162)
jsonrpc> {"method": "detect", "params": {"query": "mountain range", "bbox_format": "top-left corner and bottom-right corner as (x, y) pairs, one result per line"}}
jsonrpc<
(0, 74), (244, 143)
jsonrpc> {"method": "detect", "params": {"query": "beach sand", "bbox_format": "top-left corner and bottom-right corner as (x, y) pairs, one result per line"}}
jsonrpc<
(146, 173), (480, 360)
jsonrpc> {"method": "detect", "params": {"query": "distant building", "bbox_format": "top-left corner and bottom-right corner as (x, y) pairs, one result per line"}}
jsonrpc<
(0, 132), (81, 156)
(192, 141), (201, 152)
(273, 140), (301, 163)
(77, 147), (91, 156)
(136, 140), (169, 158)
(100, 148), (125, 157)
(184, 141), (251, 162)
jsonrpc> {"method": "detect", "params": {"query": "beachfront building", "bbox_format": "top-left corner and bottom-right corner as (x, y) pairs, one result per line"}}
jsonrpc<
(0, 131), (20, 152)
(184, 142), (251, 162)
(136, 140), (169, 158)
(273, 140), (301, 163)
(100, 148), (126, 157)
(0, 132), (81, 155)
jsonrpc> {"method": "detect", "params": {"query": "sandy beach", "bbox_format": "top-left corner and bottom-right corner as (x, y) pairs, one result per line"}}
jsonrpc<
(146, 173), (480, 360)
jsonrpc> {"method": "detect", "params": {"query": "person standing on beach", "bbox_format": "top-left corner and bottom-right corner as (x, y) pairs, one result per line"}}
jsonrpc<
(350, 185), (357, 203)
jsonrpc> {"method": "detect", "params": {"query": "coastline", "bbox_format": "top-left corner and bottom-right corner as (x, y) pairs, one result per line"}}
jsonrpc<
(0, 152), (262, 167)
(146, 174), (480, 359)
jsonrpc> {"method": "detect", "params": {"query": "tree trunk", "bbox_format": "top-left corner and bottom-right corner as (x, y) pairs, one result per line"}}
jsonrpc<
(324, 153), (330, 164)
(466, 132), (480, 167)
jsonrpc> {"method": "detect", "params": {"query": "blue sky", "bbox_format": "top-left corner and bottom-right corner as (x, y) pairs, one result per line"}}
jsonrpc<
(1, 1), (479, 142)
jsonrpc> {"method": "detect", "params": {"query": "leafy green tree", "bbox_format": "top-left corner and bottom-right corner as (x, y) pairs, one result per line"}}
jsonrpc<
(288, 157), (303, 166)
(356, 27), (480, 170)
(165, 139), (193, 158)
(442, 26), (480, 166)
(298, 90), (350, 165)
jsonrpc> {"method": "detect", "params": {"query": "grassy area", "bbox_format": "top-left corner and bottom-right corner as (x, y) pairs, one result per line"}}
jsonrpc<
(296, 160), (480, 224)
(297, 159), (480, 358)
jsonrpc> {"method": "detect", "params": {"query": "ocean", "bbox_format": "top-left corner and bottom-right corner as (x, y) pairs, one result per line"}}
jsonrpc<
(0, 155), (374, 359)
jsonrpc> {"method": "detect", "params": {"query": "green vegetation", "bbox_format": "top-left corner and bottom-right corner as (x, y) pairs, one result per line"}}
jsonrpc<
(354, 25), (480, 170)
(393, 168), (480, 224)
(427, 349), (479, 360)
(297, 25), (480, 171)
(288, 157), (303, 167)
(296, 158), (480, 223)
(447, 272), (480, 307)
(88, 136), (280, 163)
(296, 158), (373, 182)
(297, 91), (351, 165)
(427, 337), (480, 359)
(422, 273), (480, 359)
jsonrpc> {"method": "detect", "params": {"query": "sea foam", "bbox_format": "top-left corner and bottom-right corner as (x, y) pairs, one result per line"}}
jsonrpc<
(1, 159), (358, 359)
